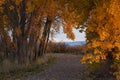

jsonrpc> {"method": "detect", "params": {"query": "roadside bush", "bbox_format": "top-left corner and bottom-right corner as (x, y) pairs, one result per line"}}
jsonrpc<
(46, 41), (83, 54)
(87, 61), (116, 80)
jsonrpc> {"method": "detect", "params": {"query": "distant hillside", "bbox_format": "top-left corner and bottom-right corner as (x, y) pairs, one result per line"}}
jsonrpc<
(64, 41), (86, 46)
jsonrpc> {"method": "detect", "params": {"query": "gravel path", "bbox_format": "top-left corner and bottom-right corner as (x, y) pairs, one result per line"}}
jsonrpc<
(24, 54), (88, 80)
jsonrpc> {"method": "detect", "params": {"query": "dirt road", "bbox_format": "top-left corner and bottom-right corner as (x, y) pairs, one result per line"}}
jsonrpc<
(24, 54), (88, 80)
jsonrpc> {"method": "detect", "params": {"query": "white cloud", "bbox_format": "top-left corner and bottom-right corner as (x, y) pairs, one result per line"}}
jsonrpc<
(49, 27), (86, 42)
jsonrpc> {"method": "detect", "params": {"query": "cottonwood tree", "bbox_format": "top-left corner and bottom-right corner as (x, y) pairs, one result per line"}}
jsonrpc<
(0, 0), (86, 64)
(81, 0), (120, 79)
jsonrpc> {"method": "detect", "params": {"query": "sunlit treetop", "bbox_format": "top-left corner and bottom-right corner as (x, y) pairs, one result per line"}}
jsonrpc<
(81, 0), (120, 64)
(0, 0), (97, 40)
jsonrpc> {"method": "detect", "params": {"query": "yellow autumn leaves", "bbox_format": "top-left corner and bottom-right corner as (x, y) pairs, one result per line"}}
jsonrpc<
(26, 1), (35, 13)
(15, 0), (22, 6)
(0, 0), (5, 13)
(81, 0), (120, 78)
(81, 52), (106, 64)
(0, 0), (4, 6)
(81, 0), (120, 64)
(0, 0), (87, 41)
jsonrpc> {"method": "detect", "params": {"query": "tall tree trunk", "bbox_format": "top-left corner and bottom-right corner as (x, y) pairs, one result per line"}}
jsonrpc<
(38, 17), (52, 57)
(28, 33), (35, 62)
(17, 35), (27, 64)
(1, 33), (9, 59)
(16, 0), (27, 64)
(43, 23), (51, 54)
(33, 38), (39, 60)
(17, 36), (23, 64)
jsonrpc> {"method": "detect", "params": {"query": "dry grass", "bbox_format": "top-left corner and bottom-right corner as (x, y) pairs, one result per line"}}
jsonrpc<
(0, 54), (57, 80)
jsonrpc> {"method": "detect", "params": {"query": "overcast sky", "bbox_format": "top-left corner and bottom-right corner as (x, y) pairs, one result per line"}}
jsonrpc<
(50, 28), (86, 42)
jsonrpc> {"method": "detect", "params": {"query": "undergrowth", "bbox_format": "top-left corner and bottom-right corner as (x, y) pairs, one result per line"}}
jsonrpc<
(0, 54), (57, 80)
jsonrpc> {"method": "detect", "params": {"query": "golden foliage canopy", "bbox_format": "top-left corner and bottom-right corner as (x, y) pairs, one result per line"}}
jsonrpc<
(81, 0), (120, 64)
(0, 0), (96, 40)
(81, 0), (120, 79)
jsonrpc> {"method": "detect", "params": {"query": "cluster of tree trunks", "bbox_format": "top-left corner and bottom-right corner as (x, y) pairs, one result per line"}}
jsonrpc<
(0, 0), (92, 64)
(0, 0), (53, 64)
